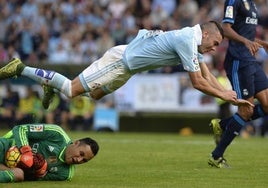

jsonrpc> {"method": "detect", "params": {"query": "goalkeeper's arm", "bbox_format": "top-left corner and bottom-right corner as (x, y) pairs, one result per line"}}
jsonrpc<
(0, 164), (24, 182)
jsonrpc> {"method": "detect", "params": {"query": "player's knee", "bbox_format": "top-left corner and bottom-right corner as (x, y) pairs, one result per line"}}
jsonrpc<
(70, 78), (88, 98)
(238, 106), (254, 120)
(90, 89), (106, 100)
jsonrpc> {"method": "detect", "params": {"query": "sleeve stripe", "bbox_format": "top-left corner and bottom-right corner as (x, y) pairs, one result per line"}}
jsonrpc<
(67, 165), (75, 180)
(18, 126), (29, 146)
(45, 125), (71, 143)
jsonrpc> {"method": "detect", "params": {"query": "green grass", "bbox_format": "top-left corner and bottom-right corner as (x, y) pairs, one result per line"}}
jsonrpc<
(1, 130), (268, 188)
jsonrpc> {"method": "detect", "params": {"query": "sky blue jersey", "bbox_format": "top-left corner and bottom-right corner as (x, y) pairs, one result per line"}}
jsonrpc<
(122, 24), (204, 74)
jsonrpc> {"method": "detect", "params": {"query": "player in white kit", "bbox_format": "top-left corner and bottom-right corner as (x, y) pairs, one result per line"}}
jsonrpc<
(0, 21), (252, 109)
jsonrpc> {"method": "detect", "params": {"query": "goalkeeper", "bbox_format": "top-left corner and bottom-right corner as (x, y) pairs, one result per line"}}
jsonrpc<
(0, 124), (99, 183)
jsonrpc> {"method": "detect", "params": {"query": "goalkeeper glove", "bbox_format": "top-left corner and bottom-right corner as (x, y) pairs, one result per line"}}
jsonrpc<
(33, 153), (48, 178)
(18, 145), (33, 168)
(23, 153), (48, 180)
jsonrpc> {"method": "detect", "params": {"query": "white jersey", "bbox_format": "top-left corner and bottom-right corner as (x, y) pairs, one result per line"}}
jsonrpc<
(79, 25), (204, 94)
(122, 24), (204, 73)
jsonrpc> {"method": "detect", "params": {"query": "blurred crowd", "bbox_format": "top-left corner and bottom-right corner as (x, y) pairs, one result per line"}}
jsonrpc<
(0, 84), (112, 131)
(0, 0), (267, 68)
(1, 0), (268, 134)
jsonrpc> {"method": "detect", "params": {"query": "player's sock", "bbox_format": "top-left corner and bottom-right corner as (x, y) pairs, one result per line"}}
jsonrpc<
(21, 67), (72, 98)
(219, 117), (232, 131)
(211, 113), (245, 159)
(251, 104), (266, 120)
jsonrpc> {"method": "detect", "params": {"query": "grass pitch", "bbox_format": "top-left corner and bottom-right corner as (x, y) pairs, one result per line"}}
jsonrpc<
(1, 130), (268, 188)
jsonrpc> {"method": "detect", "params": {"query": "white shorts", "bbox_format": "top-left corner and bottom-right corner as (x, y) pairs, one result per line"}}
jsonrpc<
(79, 45), (132, 94)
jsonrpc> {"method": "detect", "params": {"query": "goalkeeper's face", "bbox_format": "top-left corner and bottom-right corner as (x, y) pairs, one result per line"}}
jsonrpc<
(65, 140), (95, 165)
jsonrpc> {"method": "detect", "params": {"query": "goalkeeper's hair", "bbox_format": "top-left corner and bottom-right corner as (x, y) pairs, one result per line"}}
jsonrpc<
(79, 137), (99, 156)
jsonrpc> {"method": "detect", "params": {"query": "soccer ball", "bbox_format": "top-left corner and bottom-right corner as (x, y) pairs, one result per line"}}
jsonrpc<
(5, 146), (21, 168)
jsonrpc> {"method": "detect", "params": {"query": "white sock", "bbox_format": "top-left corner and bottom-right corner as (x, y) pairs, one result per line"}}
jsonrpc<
(21, 66), (72, 98)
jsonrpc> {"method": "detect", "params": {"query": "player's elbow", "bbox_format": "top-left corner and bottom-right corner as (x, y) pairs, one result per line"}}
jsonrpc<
(12, 168), (24, 182)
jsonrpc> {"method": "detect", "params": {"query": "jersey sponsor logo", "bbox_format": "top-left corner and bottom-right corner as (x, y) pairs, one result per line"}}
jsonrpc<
(30, 124), (44, 132)
(245, 17), (257, 25)
(225, 6), (233, 18)
(35, 69), (55, 80)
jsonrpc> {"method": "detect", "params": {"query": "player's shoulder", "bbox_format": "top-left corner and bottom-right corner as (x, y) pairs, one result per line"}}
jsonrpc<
(173, 26), (195, 41)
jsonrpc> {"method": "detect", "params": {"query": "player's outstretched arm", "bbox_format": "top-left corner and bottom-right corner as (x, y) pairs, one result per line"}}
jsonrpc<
(188, 70), (237, 103)
(199, 62), (225, 91)
(0, 164), (24, 182)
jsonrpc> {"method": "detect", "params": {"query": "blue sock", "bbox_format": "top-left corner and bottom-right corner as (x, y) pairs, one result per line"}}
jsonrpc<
(21, 66), (72, 98)
(219, 117), (232, 131)
(251, 104), (266, 120)
(212, 113), (245, 159)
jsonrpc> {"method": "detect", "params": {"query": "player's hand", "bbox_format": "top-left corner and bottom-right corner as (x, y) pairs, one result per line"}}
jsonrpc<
(33, 153), (47, 178)
(221, 90), (237, 103)
(231, 99), (255, 107)
(245, 40), (262, 56)
(18, 145), (33, 168)
(262, 43), (268, 54)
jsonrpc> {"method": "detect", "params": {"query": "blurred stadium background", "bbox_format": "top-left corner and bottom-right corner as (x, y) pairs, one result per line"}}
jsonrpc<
(0, 0), (268, 135)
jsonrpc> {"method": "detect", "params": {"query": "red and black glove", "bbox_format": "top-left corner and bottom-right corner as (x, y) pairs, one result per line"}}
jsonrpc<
(23, 153), (48, 180)
(17, 145), (33, 168)
(32, 153), (48, 178)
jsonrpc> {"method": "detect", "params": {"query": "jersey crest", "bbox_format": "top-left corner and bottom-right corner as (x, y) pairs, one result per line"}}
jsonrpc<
(243, 0), (250, 10)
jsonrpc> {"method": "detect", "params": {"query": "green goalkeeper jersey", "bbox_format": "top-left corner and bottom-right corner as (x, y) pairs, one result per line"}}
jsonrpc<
(0, 137), (14, 182)
(2, 124), (75, 181)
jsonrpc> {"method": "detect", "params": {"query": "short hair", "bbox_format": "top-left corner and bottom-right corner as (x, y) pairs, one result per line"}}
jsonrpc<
(79, 137), (99, 156)
(200, 21), (224, 39)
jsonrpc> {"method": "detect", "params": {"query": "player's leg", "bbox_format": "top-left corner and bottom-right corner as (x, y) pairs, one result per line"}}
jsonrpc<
(209, 62), (255, 168)
(80, 58), (132, 100)
(42, 74), (88, 109)
(250, 64), (268, 119)
(41, 53), (123, 109)
(79, 45), (130, 100)
(0, 58), (74, 98)
(43, 45), (129, 109)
